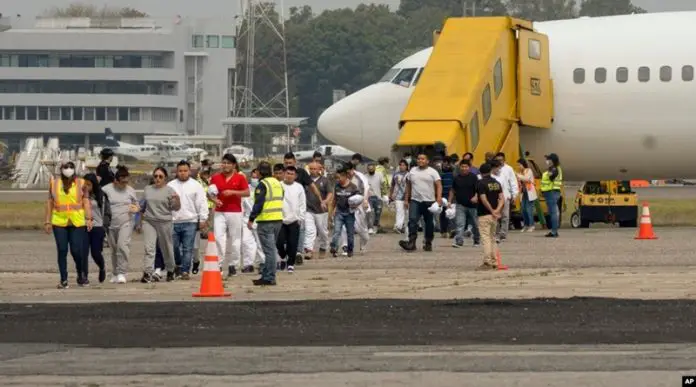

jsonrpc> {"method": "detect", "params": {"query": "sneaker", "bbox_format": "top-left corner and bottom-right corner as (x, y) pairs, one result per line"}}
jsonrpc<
(473, 242), (481, 247)
(452, 241), (463, 248)
(528, 226), (536, 232)
(423, 243), (433, 252)
(109, 274), (119, 284)
(227, 266), (237, 277)
(179, 272), (191, 281)
(347, 251), (354, 258)
(279, 260), (288, 271)
(241, 265), (254, 274)
(252, 278), (276, 286)
(192, 261), (200, 275)
(368, 228), (375, 235)
(80, 277), (90, 287)
(330, 248), (338, 258)
(287, 265), (295, 273)
(545, 232), (558, 238)
(116, 274), (127, 284)
(476, 263), (497, 271)
(296, 253), (304, 266)
(57, 280), (69, 289)
(318, 248), (327, 257)
(140, 272), (153, 284)
(520, 227), (528, 233)
(304, 249), (313, 260)
(341, 246), (348, 256)
(152, 271), (163, 282)
(166, 271), (175, 282)
(398, 240), (416, 252)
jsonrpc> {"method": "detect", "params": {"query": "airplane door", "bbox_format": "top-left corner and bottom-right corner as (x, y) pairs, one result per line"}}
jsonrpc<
(517, 29), (553, 129)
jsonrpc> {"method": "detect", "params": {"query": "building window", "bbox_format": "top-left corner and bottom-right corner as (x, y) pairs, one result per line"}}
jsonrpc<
(49, 107), (60, 120)
(118, 107), (129, 121)
(573, 68), (585, 84)
(493, 58), (503, 98)
(72, 107), (83, 121)
(659, 65), (672, 82)
(60, 107), (71, 120)
(221, 35), (236, 48)
(470, 111), (480, 150)
(16, 106), (26, 120)
(482, 84), (492, 124)
(638, 66), (650, 82)
(616, 67), (628, 83)
(38, 107), (48, 120)
(528, 38), (541, 60)
(84, 107), (95, 121)
(594, 67), (607, 83)
(95, 107), (106, 121)
(206, 35), (220, 48)
(682, 65), (694, 81)
(27, 106), (37, 120)
(130, 107), (140, 121)
(192, 34), (204, 48)
(107, 107), (117, 121)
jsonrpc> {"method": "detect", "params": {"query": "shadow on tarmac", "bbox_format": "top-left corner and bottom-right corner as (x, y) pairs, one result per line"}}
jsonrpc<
(2, 297), (696, 348)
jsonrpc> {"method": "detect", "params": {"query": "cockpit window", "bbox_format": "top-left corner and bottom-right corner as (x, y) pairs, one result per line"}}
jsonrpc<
(379, 68), (400, 82)
(412, 68), (424, 86)
(391, 68), (418, 87)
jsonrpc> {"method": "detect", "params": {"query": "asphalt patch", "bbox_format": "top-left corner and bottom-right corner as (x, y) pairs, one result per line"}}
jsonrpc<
(2, 297), (696, 348)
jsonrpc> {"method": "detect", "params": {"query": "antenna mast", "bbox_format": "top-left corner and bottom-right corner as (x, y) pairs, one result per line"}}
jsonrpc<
(232, 0), (291, 151)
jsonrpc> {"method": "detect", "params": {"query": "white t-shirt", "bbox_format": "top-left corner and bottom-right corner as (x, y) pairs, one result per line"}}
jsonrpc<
(406, 166), (441, 202)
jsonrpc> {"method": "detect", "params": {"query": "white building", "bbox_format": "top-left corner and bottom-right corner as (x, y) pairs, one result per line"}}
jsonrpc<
(0, 16), (237, 150)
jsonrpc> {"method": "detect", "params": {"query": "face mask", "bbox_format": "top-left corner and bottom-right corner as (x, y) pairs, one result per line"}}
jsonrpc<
(250, 178), (259, 188)
(62, 168), (75, 178)
(546, 160), (552, 166)
(405, 157), (412, 164)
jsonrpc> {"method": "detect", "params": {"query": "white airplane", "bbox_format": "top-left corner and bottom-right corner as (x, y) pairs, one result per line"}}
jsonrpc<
(222, 145), (255, 162)
(317, 12), (696, 181)
(104, 128), (204, 162)
(293, 144), (356, 162)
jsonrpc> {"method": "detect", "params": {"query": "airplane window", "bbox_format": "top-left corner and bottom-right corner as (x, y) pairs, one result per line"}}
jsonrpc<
(683, 65), (694, 81)
(659, 66), (672, 82)
(493, 58), (503, 98)
(469, 111), (480, 150)
(528, 38), (541, 60)
(573, 68), (585, 84)
(638, 66), (650, 82)
(482, 84), (492, 124)
(412, 68), (423, 86)
(391, 68), (418, 87)
(616, 67), (628, 83)
(594, 67), (607, 83)
(379, 68), (400, 82)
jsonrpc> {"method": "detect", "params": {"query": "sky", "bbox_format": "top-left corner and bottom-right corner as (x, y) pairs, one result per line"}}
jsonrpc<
(3, 0), (696, 19)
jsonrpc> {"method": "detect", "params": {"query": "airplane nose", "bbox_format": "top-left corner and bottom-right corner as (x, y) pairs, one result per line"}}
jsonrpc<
(317, 93), (363, 149)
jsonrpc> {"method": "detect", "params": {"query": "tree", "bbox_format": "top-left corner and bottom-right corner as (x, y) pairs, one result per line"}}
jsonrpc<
(579, 0), (647, 16)
(507, 0), (578, 21)
(42, 2), (148, 18)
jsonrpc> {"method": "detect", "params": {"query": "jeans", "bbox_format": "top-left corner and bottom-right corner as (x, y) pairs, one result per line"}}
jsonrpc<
(368, 196), (383, 228)
(543, 190), (561, 235)
(332, 211), (356, 252)
(455, 204), (480, 244)
(84, 226), (106, 278)
(173, 222), (197, 273)
(155, 241), (164, 270)
(521, 194), (536, 227)
(53, 225), (87, 283)
(277, 221), (301, 266)
(258, 220), (282, 282)
(408, 200), (434, 244)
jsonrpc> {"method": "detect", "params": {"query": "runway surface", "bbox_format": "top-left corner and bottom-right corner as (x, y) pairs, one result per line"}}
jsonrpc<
(1, 184), (696, 202)
(3, 226), (696, 386)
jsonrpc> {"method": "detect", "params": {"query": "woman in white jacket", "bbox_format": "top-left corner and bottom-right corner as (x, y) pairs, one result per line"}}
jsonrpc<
(516, 158), (537, 232)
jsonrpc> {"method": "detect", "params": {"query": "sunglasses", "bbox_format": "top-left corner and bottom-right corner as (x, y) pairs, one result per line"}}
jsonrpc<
(154, 174), (165, 179)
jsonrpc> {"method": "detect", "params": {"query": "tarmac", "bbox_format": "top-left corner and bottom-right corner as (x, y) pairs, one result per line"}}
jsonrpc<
(2, 225), (696, 386)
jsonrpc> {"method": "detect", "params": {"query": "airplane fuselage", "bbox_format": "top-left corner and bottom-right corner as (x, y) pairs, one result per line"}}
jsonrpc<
(318, 12), (696, 181)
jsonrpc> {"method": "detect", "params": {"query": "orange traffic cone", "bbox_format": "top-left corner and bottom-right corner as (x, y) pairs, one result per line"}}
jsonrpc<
(635, 202), (658, 240)
(193, 232), (231, 298)
(496, 249), (508, 271)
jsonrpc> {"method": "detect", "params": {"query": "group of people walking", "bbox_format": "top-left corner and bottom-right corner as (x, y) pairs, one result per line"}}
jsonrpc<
(45, 146), (562, 288)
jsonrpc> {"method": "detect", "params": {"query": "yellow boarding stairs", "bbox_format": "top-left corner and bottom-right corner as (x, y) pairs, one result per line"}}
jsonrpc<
(395, 16), (553, 165)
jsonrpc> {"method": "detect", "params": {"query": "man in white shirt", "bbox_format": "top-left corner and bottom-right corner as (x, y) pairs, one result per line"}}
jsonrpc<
(366, 163), (385, 234)
(493, 153), (519, 241)
(167, 160), (209, 280)
(399, 153), (442, 252)
(277, 166), (306, 273)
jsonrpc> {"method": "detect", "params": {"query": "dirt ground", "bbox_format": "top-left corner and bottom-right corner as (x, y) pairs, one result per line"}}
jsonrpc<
(2, 227), (696, 303)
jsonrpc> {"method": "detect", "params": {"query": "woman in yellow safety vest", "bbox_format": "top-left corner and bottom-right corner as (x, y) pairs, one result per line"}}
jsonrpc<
(44, 161), (93, 289)
(516, 158), (537, 232)
(540, 153), (563, 238)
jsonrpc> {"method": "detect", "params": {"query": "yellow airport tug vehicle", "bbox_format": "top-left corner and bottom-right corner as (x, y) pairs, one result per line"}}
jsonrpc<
(569, 180), (638, 228)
